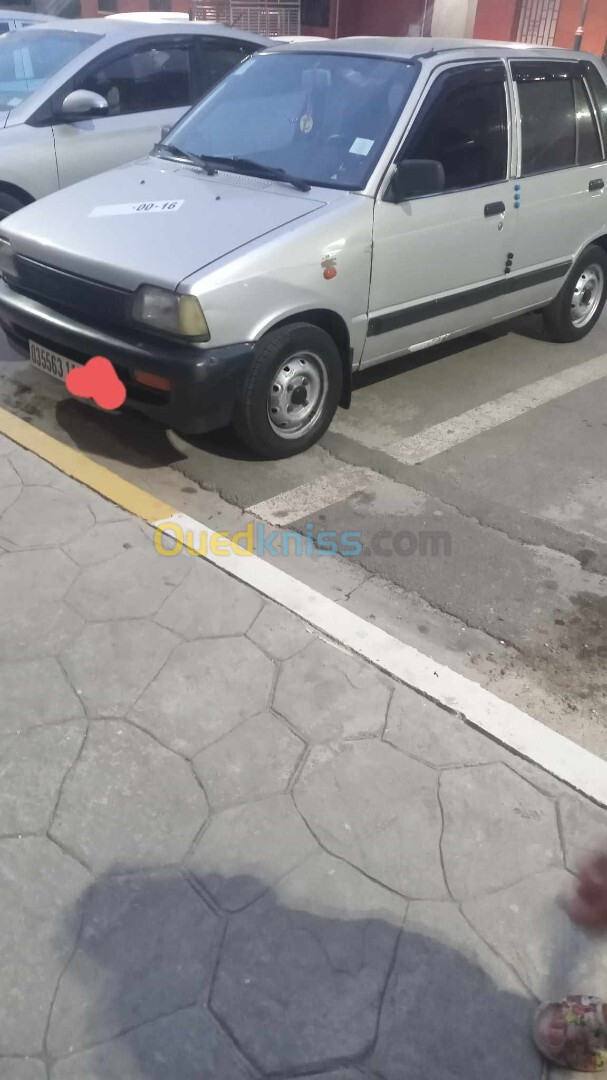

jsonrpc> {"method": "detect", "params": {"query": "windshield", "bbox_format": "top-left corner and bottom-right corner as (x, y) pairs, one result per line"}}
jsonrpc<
(164, 50), (418, 191)
(0, 29), (100, 110)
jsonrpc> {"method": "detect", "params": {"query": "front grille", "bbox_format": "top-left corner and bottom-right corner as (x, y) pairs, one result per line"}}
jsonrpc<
(10, 256), (132, 327)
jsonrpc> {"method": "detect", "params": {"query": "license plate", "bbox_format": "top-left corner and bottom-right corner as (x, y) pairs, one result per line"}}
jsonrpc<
(29, 340), (80, 382)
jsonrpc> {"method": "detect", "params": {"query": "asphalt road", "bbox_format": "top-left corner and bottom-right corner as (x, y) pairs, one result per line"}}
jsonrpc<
(1, 308), (606, 755)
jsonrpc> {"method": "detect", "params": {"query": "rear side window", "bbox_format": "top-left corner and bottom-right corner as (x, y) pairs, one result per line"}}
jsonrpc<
(584, 60), (607, 149)
(513, 62), (603, 175)
(0, 22), (10, 34)
(402, 64), (508, 193)
(77, 40), (194, 114)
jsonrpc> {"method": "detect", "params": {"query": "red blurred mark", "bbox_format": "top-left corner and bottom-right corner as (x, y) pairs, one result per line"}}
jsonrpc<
(323, 267), (337, 280)
(66, 355), (126, 411)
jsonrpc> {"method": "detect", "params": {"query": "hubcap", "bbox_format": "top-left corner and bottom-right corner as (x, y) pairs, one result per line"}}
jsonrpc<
(571, 263), (604, 329)
(267, 351), (328, 440)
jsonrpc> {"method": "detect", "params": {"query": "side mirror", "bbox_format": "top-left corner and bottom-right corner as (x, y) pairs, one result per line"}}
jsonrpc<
(160, 124), (171, 141)
(387, 158), (446, 203)
(61, 89), (109, 119)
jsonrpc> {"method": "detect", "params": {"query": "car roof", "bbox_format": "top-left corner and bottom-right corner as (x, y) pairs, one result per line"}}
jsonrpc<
(266, 34), (592, 64)
(16, 17), (269, 46)
(0, 8), (59, 19)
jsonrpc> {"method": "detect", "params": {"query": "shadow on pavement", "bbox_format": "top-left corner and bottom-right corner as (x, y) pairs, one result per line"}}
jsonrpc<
(47, 869), (542, 1080)
(54, 399), (184, 470)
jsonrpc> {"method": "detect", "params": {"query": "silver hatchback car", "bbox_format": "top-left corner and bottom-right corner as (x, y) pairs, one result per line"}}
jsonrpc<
(1, 37), (607, 458)
(0, 18), (267, 219)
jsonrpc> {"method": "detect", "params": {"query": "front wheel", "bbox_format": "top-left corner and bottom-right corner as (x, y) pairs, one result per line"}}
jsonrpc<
(0, 192), (27, 221)
(233, 323), (343, 459)
(543, 244), (607, 342)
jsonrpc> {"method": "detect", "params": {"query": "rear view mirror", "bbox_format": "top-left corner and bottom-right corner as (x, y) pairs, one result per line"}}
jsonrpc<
(387, 159), (445, 203)
(61, 89), (109, 119)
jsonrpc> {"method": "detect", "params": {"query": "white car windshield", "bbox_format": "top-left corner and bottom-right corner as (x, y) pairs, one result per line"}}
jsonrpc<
(0, 28), (100, 110)
(164, 50), (419, 191)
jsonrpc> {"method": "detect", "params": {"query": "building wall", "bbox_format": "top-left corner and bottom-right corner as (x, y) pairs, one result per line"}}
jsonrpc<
(431, 0), (479, 37)
(553, 0), (607, 56)
(472, 0), (518, 41)
(302, 0), (429, 39)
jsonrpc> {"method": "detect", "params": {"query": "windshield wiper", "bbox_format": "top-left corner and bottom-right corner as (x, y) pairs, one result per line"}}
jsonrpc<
(191, 154), (311, 192)
(152, 143), (217, 176)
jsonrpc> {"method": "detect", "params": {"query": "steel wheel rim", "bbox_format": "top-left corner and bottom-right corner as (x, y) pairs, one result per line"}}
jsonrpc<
(267, 351), (328, 440)
(571, 263), (604, 328)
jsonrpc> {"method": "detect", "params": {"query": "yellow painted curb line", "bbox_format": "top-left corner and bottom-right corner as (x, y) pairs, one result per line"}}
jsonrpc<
(0, 406), (174, 523)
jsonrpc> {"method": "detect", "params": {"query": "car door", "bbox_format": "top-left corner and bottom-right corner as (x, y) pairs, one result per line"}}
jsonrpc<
(506, 59), (607, 310)
(363, 62), (514, 367)
(52, 36), (199, 190)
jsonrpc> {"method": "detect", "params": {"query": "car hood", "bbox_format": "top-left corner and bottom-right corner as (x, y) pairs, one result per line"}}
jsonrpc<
(1, 156), (327, 290)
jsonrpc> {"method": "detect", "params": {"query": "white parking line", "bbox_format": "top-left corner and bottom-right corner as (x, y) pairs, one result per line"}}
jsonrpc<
(246, 466), (380, 525)
(387, 354), (607, 464)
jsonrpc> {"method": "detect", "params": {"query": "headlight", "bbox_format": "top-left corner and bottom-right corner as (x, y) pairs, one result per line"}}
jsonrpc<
(132, 285), (210, 339)
(0, 237), (16, 279)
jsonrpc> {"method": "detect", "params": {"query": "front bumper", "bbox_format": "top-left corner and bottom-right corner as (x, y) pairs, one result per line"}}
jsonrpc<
(0, 278), (254, 434)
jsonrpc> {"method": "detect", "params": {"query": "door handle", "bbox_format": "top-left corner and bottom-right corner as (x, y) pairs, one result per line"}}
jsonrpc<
(589, 178), (605, 192)
(484, 201), (506, 217)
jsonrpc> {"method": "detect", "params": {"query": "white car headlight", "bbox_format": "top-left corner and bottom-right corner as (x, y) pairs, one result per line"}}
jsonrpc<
(132, 285), (210, 340)
(0, 237), (16, 279)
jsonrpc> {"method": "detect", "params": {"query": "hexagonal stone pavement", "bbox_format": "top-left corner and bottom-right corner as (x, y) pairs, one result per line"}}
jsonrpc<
(188, 794), (317, 910)
(274, 638), (393, 742)
(50, 1007), (256, 1080)
(0, 656), (83, 737)
(385, 684), (504, 768)
(130, 637), (275, 757)
(464, 868), (607, 1002)
(156, 559), (263, 639)
(0, 1061), (47, 1080)
(440, 763), (562, 899)
(47, 872), (223, 1057)
(64, 518), (149, 566)
(0, 600), (84, 663)
(211, 852), (405, 1075)
(193, 710), (304, 809)
(0, 837), (90, 1056)
(371, 900), (540, 1080)
(50, 721), (208, 873)
(294, 740), (446, 899)
(247, 602), (313, 660)
(0, 722), (85, 836)
(61, 620), (177, 717)
(0, 486), (94, 548)
(0, 549), (79, 624)
(66, 545), (189, 621)
(558, 793), (607, 872)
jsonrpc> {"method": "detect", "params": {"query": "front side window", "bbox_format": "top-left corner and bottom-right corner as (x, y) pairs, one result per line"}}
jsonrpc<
(0, 28), (99, 109)
(191, 39), (258, 100)
(401, 64), (508, 193)
(76, 40), (193, 115)
(163, 50), (419, 190)
(514, 62), (603, 175)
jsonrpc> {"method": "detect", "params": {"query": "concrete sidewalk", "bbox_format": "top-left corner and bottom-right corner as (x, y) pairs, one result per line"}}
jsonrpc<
(1, 431), (607, 1080)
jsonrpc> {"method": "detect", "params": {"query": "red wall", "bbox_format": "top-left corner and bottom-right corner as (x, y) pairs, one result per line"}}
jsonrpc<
(473, 0), (519, 41)
(553, 0), (607, 56)
(303, 0), (428, 39)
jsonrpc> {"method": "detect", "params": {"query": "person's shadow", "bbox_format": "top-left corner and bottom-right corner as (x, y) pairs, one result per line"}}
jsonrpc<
(46, 862), (543, 1079)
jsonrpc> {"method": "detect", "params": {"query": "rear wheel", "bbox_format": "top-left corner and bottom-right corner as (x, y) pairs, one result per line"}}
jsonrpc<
(233, 323), (343, 459)
(543, 244), (607, 342)
(0, 192), (26, 222)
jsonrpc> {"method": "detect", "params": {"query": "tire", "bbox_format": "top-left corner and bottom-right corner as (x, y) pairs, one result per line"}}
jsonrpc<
(233, 322), (343, 459)
(0, 192), (26, 222)
(543, 244), (607, 342)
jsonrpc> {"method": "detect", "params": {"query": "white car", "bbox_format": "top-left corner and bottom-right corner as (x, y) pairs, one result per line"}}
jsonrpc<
(0, 18), (267, 219)
(0, 9), (59, 34)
